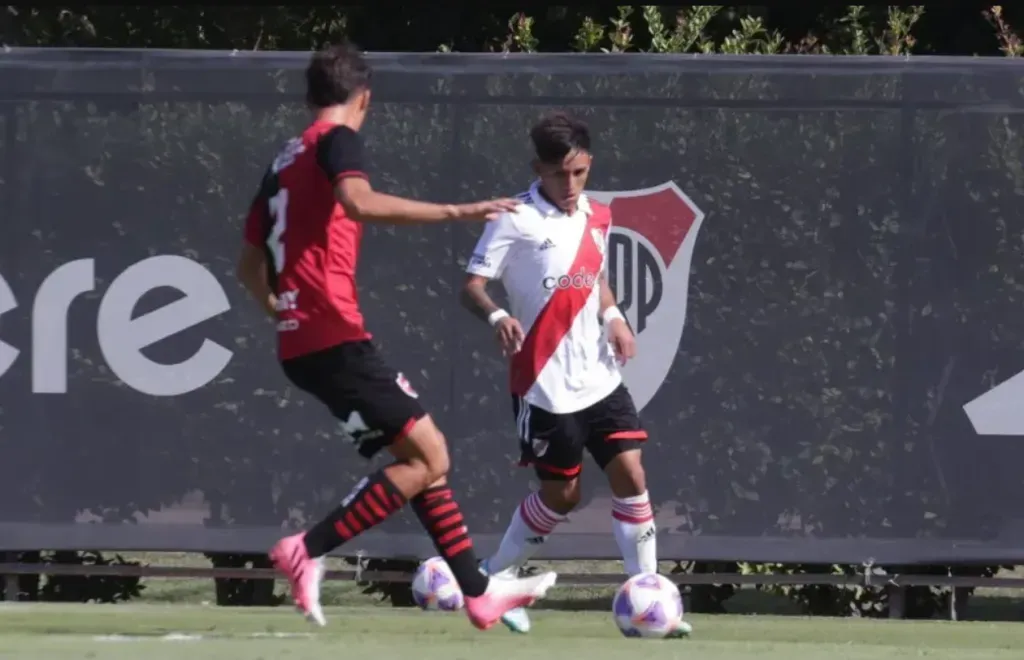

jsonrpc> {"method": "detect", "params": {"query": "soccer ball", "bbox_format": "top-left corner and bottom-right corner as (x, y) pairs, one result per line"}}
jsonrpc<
(612, 573), (685, 638)
(411, 556), (464, 611)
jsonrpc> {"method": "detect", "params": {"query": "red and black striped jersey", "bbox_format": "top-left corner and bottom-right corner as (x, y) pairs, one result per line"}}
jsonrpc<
(244, 121), (371, 360)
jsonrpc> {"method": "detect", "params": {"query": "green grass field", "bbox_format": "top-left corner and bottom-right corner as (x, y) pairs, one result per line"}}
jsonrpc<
(5, 553), (1024, 659)
(2, 603), (1024, 660)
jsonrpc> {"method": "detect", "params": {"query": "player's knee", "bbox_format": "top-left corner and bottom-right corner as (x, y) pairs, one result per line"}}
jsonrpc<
(414, 433), (450, 485)
(402, 452), (449, 493)
(539, 478), (582, 515)
(424, 443), (450, 483)
(391, 416), (451, 486)
(605, 449), (647, 498)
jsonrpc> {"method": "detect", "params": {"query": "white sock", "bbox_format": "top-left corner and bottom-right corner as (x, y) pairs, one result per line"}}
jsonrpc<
(486, 492), (565, 576)
(612, 491), (657, 575)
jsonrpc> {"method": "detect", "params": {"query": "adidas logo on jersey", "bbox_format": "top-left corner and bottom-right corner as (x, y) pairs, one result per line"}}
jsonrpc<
(538, 238), (555, 250)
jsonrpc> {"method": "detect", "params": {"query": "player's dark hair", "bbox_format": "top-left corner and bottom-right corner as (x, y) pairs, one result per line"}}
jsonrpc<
(530, 111), (591, 164)
(305, 41), (372, 108)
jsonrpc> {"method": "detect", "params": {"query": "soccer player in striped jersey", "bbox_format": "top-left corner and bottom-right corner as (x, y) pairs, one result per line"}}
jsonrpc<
(460, 111), (691, 636)
(237, 42), (557, 631)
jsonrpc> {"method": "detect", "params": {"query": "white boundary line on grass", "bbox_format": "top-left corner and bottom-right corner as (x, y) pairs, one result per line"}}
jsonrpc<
(93, 632), (316, 642)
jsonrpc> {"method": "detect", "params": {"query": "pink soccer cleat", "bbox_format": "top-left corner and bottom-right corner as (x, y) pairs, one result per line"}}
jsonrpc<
(269, 533), (326, 626)
(464, 570), (557, 631)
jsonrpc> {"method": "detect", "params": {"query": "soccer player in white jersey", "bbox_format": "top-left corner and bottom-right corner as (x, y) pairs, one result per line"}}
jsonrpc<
(460, 111), (691, 637)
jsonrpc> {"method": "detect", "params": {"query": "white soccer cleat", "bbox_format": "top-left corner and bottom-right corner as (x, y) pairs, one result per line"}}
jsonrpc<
(465, 570), (556, 631)
(480, 559), (532, 633)
(303, 565), (327, 627)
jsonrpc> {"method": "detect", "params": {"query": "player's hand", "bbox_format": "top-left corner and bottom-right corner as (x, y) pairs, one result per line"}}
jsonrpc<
(495, 316), (525, 356)
(607, 318), (636, 365)
(453, 198), (522, 221)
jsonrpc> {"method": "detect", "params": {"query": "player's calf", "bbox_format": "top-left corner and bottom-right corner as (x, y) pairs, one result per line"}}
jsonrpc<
(387, 416), (491, 597)
(296, 415), (445, 563)
(271, 414), (451, 626)
(604, 449), (656, 575)
(482, 475), (578, 635)
(485, 477), (577, 575)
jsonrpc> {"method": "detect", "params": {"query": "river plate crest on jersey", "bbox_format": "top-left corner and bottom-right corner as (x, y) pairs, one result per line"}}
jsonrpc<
(587, 182), (706, 412)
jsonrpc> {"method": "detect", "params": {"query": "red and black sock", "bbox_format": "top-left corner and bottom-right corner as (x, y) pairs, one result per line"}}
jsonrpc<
(303, 470), (406, 558)
(411, 485), (489, 598)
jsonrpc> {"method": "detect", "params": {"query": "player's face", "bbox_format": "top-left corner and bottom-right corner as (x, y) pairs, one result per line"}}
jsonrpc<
(534, 149), (592, 213)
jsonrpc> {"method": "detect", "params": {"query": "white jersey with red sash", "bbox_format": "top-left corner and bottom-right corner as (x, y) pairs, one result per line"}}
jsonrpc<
(466, 181), (621, 414)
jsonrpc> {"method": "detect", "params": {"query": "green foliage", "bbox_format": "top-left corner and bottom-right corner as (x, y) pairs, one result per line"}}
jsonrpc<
(12, 551), (142, 603)
(2, 6), (1023, 57)
(2, 6), (349, 50)
(537, 5), (931, 56)
(986, 5), (1024, 56)
(878, 6), (926, 56)
(718, 15), (784, 55)
(642, 6), (717, 54)
(500, 13), (540, 53)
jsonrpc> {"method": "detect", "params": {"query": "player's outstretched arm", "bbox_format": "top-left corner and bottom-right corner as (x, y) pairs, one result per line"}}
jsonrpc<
(317, 125), (519, 224)
(334, 177), (518, 225)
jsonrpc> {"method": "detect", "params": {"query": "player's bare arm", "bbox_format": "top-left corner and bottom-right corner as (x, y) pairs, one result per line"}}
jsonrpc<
(315, 125), (518, 225)
(236, 243), (278, 319)
(598, 273), (617, 315)
(334, 177), (519, 225)
(462, 274), (524, 356)
(461, 274), (503, 323)
(599, 274), (636, 363)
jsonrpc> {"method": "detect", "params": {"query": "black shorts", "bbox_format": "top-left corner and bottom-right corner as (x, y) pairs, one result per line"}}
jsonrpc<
(281, 341), (426, 459)
(512, 383), (647, 481)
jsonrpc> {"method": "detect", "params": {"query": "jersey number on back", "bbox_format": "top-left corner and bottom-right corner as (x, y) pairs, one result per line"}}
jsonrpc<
(267, 189), (288, 273)
(265, 138), (305, 274)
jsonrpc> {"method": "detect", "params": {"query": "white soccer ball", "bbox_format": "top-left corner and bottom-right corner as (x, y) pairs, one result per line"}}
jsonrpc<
(612, 573), (685, 638)
(411, 556), (464, 611)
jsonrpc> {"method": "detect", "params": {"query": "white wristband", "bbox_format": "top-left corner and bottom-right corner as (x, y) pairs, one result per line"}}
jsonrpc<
(602, 307), (625, 325)
(488, 309), (510, 327)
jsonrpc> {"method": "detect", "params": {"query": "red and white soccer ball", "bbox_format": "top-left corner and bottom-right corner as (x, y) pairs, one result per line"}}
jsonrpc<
(411, 556), (464, 611)
(612, 573), (685, 638)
